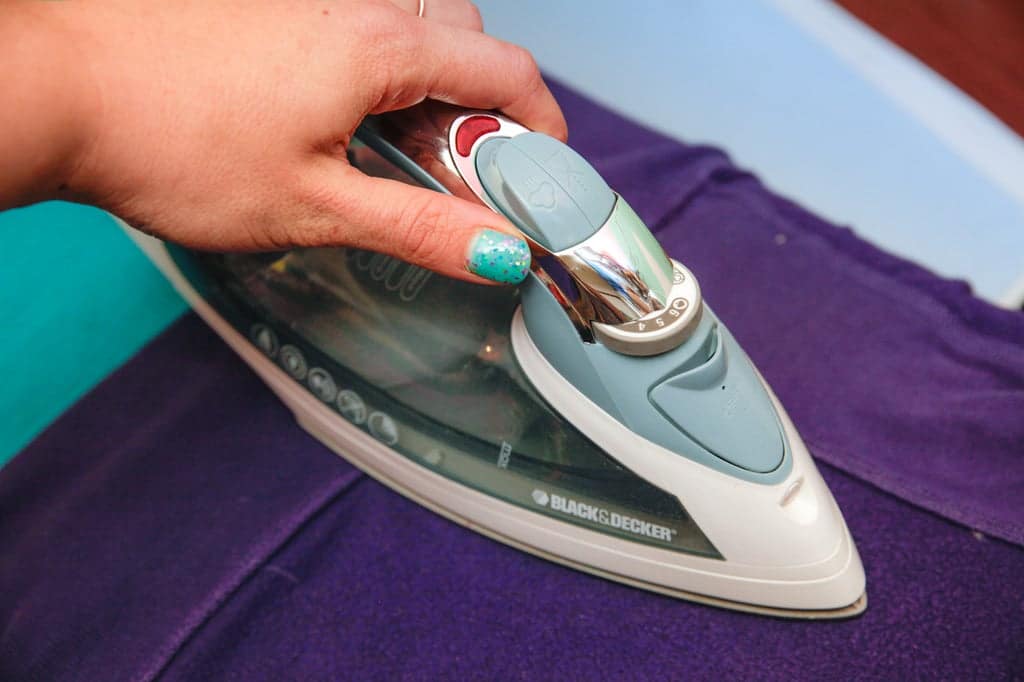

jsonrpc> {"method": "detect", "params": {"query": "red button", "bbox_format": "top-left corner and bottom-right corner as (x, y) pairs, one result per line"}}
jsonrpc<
(455, 115), (501, 157)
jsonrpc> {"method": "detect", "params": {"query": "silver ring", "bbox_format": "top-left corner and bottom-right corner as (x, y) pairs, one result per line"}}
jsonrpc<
(417, 0), (425, 17)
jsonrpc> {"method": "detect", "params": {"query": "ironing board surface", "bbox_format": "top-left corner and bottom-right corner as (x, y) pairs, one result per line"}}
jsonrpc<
(1, 82), (1021, 680)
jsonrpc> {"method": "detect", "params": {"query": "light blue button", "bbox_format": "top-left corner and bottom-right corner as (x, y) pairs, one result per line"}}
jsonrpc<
(649, 332), (785, 474)
(476, 133), (616, 251)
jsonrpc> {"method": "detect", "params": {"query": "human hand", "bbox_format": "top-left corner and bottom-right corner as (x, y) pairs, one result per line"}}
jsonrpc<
(19, 0), (567, 284)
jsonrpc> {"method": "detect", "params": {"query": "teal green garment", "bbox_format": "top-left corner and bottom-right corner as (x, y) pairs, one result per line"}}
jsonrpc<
(0, 202), (186, 467)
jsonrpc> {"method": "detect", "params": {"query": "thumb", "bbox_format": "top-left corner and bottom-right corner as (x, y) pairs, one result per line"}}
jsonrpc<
(303, 162), (532, 285)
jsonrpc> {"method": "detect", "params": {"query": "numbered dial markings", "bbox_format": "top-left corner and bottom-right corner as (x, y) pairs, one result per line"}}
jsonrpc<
(591, 261), (702, 357)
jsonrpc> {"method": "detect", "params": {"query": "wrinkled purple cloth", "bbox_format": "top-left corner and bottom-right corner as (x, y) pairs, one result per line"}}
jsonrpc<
(2, 83), (1023, 680)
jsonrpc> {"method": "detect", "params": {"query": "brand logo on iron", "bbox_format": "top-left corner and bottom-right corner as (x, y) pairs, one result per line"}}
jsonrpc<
(531, 489), (676, 542)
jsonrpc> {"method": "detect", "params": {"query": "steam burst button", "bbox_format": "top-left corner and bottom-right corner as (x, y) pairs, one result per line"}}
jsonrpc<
(454, 115), (500, 156)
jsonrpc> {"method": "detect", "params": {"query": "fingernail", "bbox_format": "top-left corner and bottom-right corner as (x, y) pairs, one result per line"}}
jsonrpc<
(466, 229), (531, 284)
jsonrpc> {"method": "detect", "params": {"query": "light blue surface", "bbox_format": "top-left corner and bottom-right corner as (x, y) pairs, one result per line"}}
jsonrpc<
(0, 203), (186, 466)
(474, 0), (1024, 304)
(520, 273), (791, 483)
(477, 132), (615, 250)
(650, 325), (784, 474)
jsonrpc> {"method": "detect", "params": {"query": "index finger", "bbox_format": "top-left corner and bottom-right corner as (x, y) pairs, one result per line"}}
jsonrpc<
(372, 16), (568, 141)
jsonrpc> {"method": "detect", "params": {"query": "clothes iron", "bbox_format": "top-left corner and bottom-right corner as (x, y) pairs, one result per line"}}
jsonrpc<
(126, 102), (866, 618)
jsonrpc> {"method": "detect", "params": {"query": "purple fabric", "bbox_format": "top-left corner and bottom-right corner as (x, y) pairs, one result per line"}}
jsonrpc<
(1, 83), (1023, 680)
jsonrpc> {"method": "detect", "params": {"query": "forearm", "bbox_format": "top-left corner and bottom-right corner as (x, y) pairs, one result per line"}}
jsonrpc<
(0, 3), (94, 209)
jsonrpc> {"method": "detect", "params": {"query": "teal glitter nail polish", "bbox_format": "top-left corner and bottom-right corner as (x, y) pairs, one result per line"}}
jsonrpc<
(466, 229), (531, 284)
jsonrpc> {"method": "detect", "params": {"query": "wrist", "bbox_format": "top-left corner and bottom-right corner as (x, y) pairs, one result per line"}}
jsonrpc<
(0, 3), (100, 209)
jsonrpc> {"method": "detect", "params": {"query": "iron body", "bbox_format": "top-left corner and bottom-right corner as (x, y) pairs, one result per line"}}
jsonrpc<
(127, 102), (866, 618)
